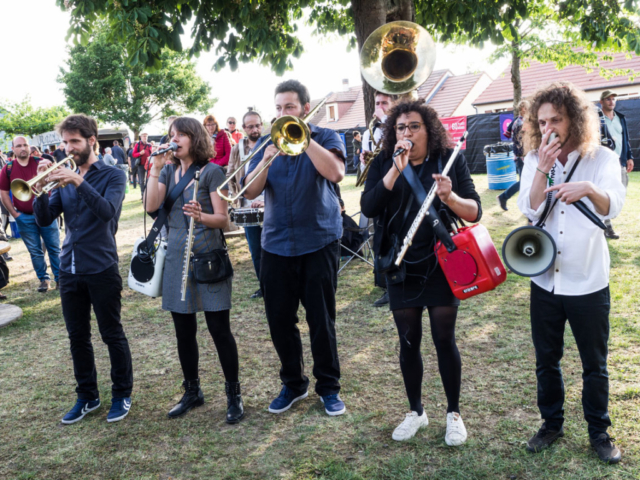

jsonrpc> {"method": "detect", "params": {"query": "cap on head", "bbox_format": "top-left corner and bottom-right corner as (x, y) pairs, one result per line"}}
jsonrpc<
(600, 90), (618, 101)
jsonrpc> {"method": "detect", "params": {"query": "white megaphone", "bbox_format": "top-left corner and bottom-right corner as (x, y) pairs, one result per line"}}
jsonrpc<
(502, 226), (557, 277)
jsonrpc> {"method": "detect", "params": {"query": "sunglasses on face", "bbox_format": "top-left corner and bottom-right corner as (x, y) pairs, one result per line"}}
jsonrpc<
(228, 121), (236, 124)
(394, 122), (425, 134)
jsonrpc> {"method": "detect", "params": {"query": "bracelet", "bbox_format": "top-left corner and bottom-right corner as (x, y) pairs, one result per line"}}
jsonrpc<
(535, 167), (549, 176)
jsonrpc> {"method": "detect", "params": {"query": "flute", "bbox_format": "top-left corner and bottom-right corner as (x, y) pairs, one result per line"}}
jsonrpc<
(395, 132), (468, 267)
(181, 169), (201, 301)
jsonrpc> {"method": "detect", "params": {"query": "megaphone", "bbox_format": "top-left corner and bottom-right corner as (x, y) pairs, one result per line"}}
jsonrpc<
(502, 226), (557, 277)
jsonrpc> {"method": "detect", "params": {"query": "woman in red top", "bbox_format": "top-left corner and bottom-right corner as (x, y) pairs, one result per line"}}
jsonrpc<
(203, 114), (231, 167)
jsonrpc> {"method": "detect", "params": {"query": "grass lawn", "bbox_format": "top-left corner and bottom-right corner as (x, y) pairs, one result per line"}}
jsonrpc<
(0, 173), (639, 480)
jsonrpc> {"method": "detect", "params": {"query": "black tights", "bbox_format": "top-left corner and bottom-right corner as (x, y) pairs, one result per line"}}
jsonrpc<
(171, 310), (239, 383)
(392, 306), (461, 415)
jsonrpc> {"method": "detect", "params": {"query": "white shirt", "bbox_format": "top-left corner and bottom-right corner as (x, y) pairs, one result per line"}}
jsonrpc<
(518, 146), (626, 295)
(361, 114), (387, 152)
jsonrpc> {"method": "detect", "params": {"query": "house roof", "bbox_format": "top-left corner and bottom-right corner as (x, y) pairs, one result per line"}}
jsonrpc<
(474, 52), (640, 106)
(427, 73), (484, 117)
(326, 86), (361, 103)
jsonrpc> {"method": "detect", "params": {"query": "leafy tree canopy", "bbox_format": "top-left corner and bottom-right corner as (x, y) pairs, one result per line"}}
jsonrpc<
(58, 24), (215, 138)
(0, 97), (70, 139)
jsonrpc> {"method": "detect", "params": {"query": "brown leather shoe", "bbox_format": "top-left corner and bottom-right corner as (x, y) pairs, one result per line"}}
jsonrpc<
(38, 280), (50, 293)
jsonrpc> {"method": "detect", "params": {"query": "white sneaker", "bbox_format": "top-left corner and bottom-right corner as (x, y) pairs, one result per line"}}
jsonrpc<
(445, 412), (467, 446)
(392, 411), (429, 441)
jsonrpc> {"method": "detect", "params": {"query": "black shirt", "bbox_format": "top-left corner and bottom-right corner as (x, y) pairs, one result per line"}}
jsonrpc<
(361, 149), (481, 266)
(52, 149), (67, 162)
(111, 145), (126, 164)
(33, 160), (126, 274)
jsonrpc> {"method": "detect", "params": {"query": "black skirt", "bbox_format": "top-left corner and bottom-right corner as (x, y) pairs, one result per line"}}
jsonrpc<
(387, 260), (460, 310)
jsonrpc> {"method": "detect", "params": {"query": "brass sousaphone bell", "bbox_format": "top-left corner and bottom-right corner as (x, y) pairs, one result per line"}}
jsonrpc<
(357, 21), (436, 186)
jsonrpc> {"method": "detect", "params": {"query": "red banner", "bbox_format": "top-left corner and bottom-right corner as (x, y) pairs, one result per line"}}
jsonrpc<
(440, 116), (467, 149)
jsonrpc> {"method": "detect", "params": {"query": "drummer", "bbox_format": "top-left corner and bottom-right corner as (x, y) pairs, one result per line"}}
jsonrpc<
(228, 110), (267, 299)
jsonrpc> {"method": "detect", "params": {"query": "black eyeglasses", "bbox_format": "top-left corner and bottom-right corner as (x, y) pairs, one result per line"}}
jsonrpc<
(228, 121), (236, 124)
(394, 122), (424, 134)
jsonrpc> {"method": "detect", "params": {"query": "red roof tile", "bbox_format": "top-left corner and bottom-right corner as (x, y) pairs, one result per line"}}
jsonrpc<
(474, 53), (640, 105)
(427, 73), (484, 117)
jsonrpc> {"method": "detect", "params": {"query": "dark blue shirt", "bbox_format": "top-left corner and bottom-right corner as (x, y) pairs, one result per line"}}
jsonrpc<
(245, 123), (346, 256)
(111, 145), (126, 165)
(33, 159), (126, 274)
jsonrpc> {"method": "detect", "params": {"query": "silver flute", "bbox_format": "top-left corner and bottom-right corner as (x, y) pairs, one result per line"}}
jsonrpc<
(395, 131), (468, 267)
(181, 169), (201, 301)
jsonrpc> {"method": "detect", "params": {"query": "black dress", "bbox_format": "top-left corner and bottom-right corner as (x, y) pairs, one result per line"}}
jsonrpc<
(361, 149), (482, 310)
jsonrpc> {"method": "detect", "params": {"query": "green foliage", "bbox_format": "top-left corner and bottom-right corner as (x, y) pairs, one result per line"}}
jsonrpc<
(0, 97), (70, 139)
(57, 24), (215, 137)
(57, 0), (354, 75)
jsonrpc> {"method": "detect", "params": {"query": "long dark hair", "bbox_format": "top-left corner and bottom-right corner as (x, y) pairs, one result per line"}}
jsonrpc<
(381, 99), (451, 158)
(169, 117), (215, 166)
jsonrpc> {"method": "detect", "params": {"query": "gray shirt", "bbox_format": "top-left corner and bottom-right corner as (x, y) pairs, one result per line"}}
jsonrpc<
(603, 113), (623, 159)
(103, 153), (116, 166)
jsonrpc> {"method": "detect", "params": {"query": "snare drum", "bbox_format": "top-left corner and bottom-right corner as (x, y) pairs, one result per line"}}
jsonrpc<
(230, 208), (264, 227)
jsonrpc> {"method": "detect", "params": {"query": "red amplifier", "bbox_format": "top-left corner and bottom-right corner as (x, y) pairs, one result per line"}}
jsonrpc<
(435, 224), (507, 300)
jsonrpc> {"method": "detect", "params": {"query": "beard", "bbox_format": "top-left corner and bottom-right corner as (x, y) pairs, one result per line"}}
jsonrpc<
(17, 150), (29, 160)
(71, 142), (93, 166)
(248, 131), (261, 142)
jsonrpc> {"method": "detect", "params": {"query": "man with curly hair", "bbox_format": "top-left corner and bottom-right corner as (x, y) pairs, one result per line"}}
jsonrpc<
(517, 82), (626, 463)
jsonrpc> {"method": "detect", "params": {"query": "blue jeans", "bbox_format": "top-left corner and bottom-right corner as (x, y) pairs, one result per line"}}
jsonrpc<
(500, 157), (524, 201)
(244, 226), (262, 280)
(16, 213), (61, 282)
(353, 155), (359, 170)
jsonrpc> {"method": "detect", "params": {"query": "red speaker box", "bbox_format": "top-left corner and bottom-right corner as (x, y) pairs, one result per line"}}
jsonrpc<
(435, 224), (507, 300)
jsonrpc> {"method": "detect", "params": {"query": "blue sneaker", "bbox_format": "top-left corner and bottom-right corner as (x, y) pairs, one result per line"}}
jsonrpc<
(321, 394), (346, 416)
(268, 386), (308, 414)
(107, 397), (132, 423)
(61, 398), (101, 424)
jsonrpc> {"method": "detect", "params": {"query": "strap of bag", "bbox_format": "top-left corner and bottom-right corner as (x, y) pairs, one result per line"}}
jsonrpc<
(402, 160), (456, 252)
(143, 163), (199, 253)
(536, 156), (581, 228)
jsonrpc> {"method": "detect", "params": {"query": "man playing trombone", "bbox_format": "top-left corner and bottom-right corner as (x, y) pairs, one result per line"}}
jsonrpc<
(32, 114), (133, 425)
(242, 80), (347, 416)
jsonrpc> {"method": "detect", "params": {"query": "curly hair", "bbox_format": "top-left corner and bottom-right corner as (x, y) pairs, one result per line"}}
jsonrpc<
(381, 99), (451, 158)
(170, 117), (215, 166)
(202, 114), (219, 133)
(523, 81), (600, 157)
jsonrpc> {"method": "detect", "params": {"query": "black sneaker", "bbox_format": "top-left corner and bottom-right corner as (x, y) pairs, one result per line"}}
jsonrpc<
(373, 291), (389, 307)
(604, 226), (619, 240)
(250, 289), (263, 299)
(526, 424), (564, 452)
(590, 433), (621, 464)
(497, 194), (508, 211)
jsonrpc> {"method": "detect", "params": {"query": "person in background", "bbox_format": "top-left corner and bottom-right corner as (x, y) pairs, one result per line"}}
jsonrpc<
(52, 143), (67, 162)
(361, 91), (397, 308)
(132, 133), (152, 198)
(127, 146), (135, 187)
(0, 136), (61, 292)
(226, 117), (243, 145)
(228, 109), (265, 299)
(203, 114), (232, 168)
(352, 131), (362, 171)
(111, 140), (126, 165)
(598, 90), (634, 239)
(103, 147), (116, 166)
(498, 100), (530, 211)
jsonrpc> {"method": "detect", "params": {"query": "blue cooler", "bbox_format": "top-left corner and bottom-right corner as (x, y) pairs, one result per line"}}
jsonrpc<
(484, 143), (518, 190)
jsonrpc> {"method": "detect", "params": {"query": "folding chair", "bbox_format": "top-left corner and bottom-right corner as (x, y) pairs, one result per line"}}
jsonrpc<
(338, 211), (374, 275)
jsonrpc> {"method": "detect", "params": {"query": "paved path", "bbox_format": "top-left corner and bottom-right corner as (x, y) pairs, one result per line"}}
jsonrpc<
(0, 304), (22, 328)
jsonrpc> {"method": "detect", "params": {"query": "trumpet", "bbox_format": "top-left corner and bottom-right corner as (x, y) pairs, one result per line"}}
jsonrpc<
(10, 155), (77, 202)
(217, 98), (327, 203)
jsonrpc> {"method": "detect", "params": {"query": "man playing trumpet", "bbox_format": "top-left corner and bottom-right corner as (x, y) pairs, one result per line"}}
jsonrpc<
(33, 114), (133, 425)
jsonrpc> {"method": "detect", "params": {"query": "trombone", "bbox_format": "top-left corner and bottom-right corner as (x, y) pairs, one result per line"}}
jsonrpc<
(217, 98), (327, 203)
(10, 155), (77, 202)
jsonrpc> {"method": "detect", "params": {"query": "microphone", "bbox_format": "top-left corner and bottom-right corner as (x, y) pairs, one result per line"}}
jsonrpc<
(150, 142), (177, 157)
(393, 140), (413, 158)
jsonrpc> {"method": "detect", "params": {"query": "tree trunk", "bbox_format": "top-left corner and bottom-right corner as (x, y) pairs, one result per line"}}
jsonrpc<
(351, 0), (415, 123)
(511, 42), (522, 112)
